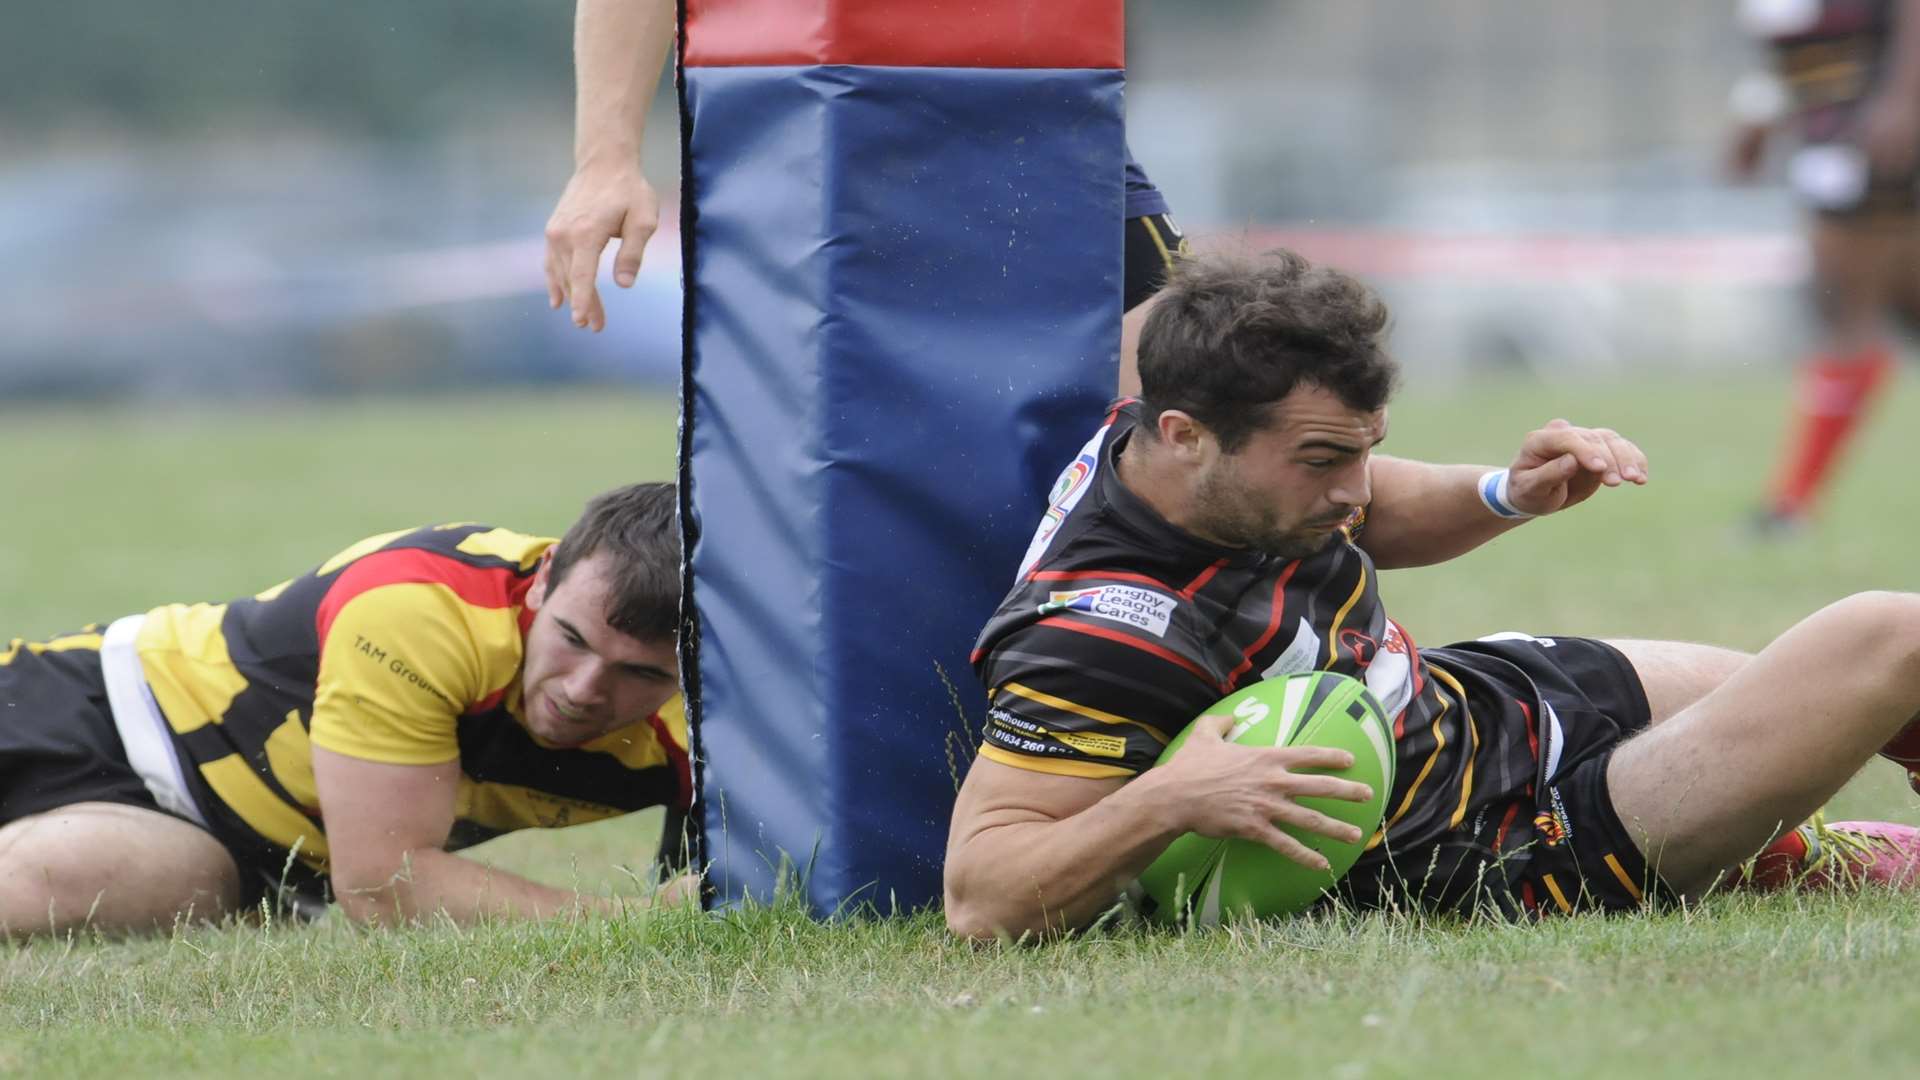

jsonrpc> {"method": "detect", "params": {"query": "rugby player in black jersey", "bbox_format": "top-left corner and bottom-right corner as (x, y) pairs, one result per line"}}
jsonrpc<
(946, 248), (1920, 938)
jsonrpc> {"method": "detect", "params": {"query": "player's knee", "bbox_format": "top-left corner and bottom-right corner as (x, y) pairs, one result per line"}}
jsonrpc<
(0, 845), (99, 935)
(0, 809), (240, 936)
(1825, 591), (1920, 683)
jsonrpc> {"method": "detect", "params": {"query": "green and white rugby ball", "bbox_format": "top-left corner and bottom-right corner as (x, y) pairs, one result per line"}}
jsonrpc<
(1135, 671), (1396, 924)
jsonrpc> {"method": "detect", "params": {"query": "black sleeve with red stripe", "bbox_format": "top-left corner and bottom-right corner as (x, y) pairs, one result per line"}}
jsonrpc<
(975, 613), (1220, 775)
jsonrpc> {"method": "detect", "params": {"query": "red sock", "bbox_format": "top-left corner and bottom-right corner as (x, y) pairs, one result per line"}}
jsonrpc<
(1725, 826), (1810, 891)
(1768, 345), (1895, 518)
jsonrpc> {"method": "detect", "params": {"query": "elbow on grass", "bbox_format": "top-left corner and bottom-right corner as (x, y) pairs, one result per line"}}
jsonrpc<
(944, 899), (1003, 942)
(330, 879), (400, 926)
(329, 863), (415, 927)
(943, 890), (1053, 943)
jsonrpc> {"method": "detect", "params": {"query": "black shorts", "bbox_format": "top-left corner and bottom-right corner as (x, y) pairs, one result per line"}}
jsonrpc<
(0, 631), (157, 823)
(1441, 634), (1671, 916)
(1124, 212), (1188, 312)
(0, 632), (318, 915)
(1791, 122), (1920, 219)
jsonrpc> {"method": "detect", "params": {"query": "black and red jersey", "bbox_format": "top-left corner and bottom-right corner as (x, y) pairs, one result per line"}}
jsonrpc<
(1744, 0), (1895, 138)
(972, 401), (1574, 908)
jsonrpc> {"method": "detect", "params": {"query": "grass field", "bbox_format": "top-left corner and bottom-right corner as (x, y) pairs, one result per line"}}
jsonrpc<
(4, 379), (1920, 1078)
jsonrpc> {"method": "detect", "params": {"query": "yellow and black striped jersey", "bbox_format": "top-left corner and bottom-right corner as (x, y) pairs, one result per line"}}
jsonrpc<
(134, 523), (689, 891)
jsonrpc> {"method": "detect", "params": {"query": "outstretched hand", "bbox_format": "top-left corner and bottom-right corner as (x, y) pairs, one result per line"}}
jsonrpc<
(1505, 418), (1648, 516)
(544, 163), (661, 332)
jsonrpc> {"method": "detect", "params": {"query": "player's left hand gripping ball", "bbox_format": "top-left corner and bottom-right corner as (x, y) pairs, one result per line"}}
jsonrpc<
(1135, 672), (1395, 925)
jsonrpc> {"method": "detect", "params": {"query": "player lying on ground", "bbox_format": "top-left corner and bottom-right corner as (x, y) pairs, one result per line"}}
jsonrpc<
(944, 248), (1920, 938)
(0, 483), (695, 938)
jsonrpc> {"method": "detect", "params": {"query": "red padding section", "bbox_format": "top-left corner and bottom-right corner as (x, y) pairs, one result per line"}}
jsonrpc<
(684, 0), (1122, 69)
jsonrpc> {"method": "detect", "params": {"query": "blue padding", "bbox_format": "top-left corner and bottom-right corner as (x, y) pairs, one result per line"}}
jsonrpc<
(684, 65), (1122, 912)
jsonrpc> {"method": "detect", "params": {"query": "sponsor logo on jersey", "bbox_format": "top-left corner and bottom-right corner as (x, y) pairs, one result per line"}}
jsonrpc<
(1363, 621), (1417, 719)
(1339, 628), (1378, 668)
(1535, 785), (1573, 847)
(1017, 430), (1108, 580)
(1261, 618), (1322, 679)
(987, 706), (1042, 735)
(1025, 457), (1097, 557)
(1038, 584), (1177, 637)
(1050, 457), (1094, 505)
(1053, 729), (1127, 758)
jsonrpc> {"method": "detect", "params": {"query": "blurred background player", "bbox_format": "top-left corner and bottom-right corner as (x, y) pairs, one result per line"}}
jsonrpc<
(1730, 0), (1920, 532)
(542, 0), (1188, 378)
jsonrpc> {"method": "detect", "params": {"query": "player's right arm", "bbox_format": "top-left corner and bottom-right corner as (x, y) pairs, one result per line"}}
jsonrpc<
(544, 0), (675, 331)
(942, 714), (1372, 941)
(309, 577), (691, 925)
(315, 749), (638, 924)
(1858, 0), (1920, 177)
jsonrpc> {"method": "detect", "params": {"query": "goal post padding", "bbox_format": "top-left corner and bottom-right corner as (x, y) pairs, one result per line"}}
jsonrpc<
(678, 0), (1124, 913)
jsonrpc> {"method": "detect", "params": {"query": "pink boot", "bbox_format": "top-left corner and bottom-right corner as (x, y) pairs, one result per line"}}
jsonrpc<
(1728, 819), (1920, 891)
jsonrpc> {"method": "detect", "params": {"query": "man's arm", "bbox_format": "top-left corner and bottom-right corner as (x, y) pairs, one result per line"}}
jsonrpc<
(544, 0), (676, 332)
(1358, 418), (1648, 570)
(943, 715), (1371, 940)
(1858, 0), (1920, 178)
(312, 747), (686, 925)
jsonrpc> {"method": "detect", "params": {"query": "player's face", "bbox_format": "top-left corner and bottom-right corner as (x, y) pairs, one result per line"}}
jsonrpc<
(519, 552), (680, 749)
(1191, 384), (1385, 558)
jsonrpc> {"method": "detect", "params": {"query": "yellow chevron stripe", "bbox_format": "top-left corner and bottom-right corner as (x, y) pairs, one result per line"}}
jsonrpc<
(454, 528), (552, 571)
(315, 528), (413, 576)
(199, 754), (329, 870)
(1000, 682), (1170, 745)
(1603, 853), (1645, 904)
(1140, 215), (1176, 269)
(1541, 872), (1573, 913)
(979, 743), (1134, 780)
(137, 603), (246, 735)
(1429, 665), (1479, 829)
(1, 631), (104, 665)
(262, 710), (320, 812)
(1325, 564), (1369, 665)
(1368, 684), (1448, 851)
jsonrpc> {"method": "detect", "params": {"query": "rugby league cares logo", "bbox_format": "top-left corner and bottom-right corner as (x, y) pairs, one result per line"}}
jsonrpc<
(1038, 584), (1177, 637)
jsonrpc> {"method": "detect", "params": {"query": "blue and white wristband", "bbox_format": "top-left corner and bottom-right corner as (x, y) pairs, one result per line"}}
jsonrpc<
(1477, 468), (1535, 521)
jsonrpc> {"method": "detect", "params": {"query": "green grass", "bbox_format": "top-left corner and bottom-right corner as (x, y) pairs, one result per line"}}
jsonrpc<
(4, 378), (1920, 1077)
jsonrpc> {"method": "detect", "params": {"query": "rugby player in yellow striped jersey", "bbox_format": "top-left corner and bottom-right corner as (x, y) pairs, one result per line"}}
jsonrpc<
(0, 483), (695, 937)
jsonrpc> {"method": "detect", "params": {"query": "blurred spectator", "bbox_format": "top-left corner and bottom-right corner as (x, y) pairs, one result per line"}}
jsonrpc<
(1729, 0), (1920, 532)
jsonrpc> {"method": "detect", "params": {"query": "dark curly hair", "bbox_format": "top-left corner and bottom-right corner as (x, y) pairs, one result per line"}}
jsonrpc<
(1137, 248), (1399, 451)
(547, 482), (681, 641)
